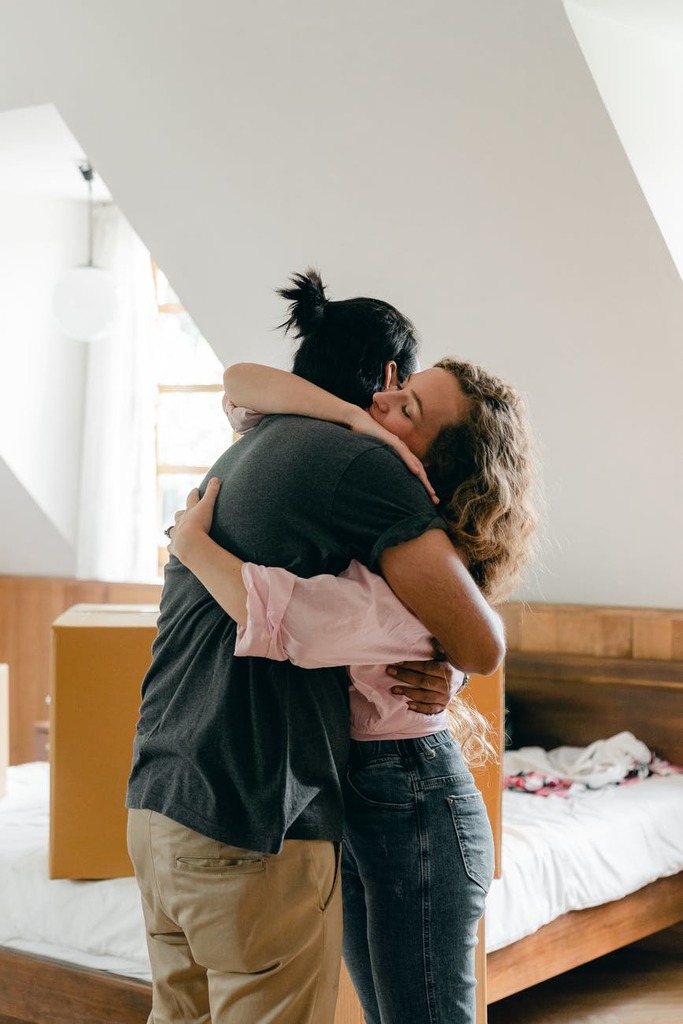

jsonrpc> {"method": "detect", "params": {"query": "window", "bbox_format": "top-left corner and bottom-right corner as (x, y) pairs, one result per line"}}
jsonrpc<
(152, 262), (234, 574)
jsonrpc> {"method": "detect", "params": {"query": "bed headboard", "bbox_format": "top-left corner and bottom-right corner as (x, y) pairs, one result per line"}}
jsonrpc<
(505, 652), (683, 766)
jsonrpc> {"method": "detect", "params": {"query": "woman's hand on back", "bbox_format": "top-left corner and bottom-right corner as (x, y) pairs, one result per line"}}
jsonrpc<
(168, 477), (221, 565)
(346, 407), (438, 504)
(386, 649), (465, 715)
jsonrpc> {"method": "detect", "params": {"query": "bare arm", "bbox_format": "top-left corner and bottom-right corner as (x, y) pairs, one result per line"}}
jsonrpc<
(224, 363), (360, 428)
(379, 529), (505, 676)
(168, 479), (248, 626)
(224, 363), (437, 501)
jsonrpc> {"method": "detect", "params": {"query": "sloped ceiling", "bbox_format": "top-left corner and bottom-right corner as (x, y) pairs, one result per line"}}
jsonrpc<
(0, 104), (111, 199)
(565, 0), (683, 279)
(0, 0), (681, 604)
(0, 460), (76, 576)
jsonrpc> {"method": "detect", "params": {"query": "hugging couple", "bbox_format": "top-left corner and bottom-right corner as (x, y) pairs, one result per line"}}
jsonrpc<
(127, 269), (537, 1024)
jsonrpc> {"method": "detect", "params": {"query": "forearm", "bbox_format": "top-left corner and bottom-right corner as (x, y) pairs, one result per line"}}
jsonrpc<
(223, 363), (359, 426)
(379, 530), (505, 675)
(173, 529), (248, 626)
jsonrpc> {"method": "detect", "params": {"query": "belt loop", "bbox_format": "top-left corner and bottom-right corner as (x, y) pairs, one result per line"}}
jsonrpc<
(419, 736), (436, 760)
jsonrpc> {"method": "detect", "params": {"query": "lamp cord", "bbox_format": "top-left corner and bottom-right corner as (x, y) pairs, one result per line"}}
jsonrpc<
(78, 162), (95, 267)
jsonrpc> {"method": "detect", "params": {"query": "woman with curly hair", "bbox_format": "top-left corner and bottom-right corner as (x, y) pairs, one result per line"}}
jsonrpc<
(169, 271), (538, 1024)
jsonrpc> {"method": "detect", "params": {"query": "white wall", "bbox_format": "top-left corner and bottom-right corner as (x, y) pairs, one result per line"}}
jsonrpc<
(0, 192), (87, 571)
(0, 459), (76, 576)
(0, 0), (681, 605)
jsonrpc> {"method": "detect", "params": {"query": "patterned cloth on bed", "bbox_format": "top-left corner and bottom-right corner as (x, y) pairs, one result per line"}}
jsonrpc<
(504, 731), (683, 797)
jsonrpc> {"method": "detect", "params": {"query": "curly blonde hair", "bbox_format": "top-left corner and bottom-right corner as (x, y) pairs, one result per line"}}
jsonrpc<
(425, 358), (539, 605)
(425, 359), (538, 765)
(447, 692), (497, 768)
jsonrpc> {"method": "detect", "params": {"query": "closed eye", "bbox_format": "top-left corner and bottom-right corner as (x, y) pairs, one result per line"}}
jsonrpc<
(398, 381), (412, 418)
(398, 380), (421, 422)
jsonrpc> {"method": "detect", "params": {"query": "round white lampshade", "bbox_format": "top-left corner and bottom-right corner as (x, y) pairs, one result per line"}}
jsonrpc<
(52, 266), (119, 341)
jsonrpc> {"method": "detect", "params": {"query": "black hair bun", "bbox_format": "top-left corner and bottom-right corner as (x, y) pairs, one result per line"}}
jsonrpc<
(277, 268), (328, 337)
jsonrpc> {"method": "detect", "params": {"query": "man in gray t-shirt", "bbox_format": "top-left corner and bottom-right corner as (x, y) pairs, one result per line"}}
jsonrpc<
(127, 414), (445, 850)
(127, 408), (502, 1022)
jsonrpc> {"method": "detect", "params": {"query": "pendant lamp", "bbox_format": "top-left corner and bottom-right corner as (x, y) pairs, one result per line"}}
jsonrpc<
(52, 163), (119, 341)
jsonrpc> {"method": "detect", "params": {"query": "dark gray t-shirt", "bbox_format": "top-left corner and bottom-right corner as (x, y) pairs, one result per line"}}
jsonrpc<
(127, 415), (444, 853)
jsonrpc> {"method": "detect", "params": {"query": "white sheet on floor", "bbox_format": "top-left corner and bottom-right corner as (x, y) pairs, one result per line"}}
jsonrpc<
(485, 769), (683, 952)
(2, 761), (683, 973)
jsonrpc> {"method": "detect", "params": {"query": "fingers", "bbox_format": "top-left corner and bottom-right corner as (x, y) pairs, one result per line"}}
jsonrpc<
(404, 701), (443, 716)
(185, 476), (220, 511)
(199, 477), (221, 512)
(390, 683), (446, 705)
(388, 659), (452, 712)
(388, 660), (448, 683)
(183, 487), (199, 509)
(415, 467), (438, 504)
(430, 637), (448, 661)
(399, 449), (438, 504)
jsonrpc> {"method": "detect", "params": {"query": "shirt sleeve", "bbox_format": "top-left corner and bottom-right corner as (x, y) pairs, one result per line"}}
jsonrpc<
(222, 395), (264, 433)
(330, 445), (446, 572)
(235, 560), (434, 669)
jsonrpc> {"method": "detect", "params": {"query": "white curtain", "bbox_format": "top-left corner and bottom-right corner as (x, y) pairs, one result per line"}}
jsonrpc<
(76, 205), (159, 582)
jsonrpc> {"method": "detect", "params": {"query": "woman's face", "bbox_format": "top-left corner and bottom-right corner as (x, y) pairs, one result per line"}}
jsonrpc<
(369, 367), (470, 459)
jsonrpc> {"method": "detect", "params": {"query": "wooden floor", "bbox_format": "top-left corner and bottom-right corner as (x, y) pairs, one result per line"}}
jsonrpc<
(487, 929), (683, 1024)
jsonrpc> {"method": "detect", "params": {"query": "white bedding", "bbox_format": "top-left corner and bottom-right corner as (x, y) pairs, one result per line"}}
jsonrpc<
(0, 762), (151, 980)
(485, 769), (683, 951)
(1, 761), (683, 977)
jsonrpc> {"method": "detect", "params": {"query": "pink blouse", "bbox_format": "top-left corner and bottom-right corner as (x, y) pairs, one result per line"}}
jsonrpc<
(236, 559), (455, 741)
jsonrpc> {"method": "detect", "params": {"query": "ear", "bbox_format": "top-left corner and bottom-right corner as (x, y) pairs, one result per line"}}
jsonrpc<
(383, 360), (399, 390)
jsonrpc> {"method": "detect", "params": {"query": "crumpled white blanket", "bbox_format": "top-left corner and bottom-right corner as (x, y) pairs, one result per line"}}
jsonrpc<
(504, 731), (652, 789)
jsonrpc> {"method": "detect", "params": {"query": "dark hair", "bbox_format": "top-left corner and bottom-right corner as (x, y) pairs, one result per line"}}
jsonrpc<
(278, 269), (419, 407)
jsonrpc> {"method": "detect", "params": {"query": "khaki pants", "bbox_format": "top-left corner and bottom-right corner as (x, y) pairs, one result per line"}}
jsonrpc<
(127, 809), (342, 1024)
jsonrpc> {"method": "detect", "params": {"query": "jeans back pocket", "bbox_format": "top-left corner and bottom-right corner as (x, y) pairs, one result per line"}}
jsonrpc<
(447, 792), (494, 893)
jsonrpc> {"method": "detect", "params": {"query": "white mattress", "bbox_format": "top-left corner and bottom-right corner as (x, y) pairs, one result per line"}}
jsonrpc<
(1, 761), (682, 978)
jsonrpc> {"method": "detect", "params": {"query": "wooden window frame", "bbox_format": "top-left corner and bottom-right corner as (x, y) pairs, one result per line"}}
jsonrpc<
(152, 261), (226, 575)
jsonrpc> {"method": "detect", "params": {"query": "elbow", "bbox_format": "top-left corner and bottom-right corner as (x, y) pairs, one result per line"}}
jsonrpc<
(223, 362), (252, 401)
(469, 638), (505, 677)
(223, 362), (244, 397)
(459, 629), (506, 678)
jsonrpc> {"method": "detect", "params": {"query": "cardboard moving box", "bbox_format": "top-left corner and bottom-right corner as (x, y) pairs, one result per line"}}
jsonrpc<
(49, 604), (158, 879)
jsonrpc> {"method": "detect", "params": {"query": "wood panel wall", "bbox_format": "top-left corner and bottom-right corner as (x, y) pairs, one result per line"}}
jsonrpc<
(500, 600), (683, 768)
(501, 602), (683, 660)
(6, 587), (681, 765)
(0, 576), (161, 765)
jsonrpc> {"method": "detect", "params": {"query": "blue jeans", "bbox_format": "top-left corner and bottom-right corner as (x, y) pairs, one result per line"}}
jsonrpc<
(341, 732), (494, 1024)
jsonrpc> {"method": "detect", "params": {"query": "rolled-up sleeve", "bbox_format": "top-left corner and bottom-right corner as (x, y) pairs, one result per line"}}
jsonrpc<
(236, 564), (298, 661)
(222, 396), (264, 433)
(235, 560), (433, 669)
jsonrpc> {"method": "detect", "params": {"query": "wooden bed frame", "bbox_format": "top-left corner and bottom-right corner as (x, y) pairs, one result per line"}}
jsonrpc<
(487, 649), (683, 1003)
(1, 634), (682, 1021)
